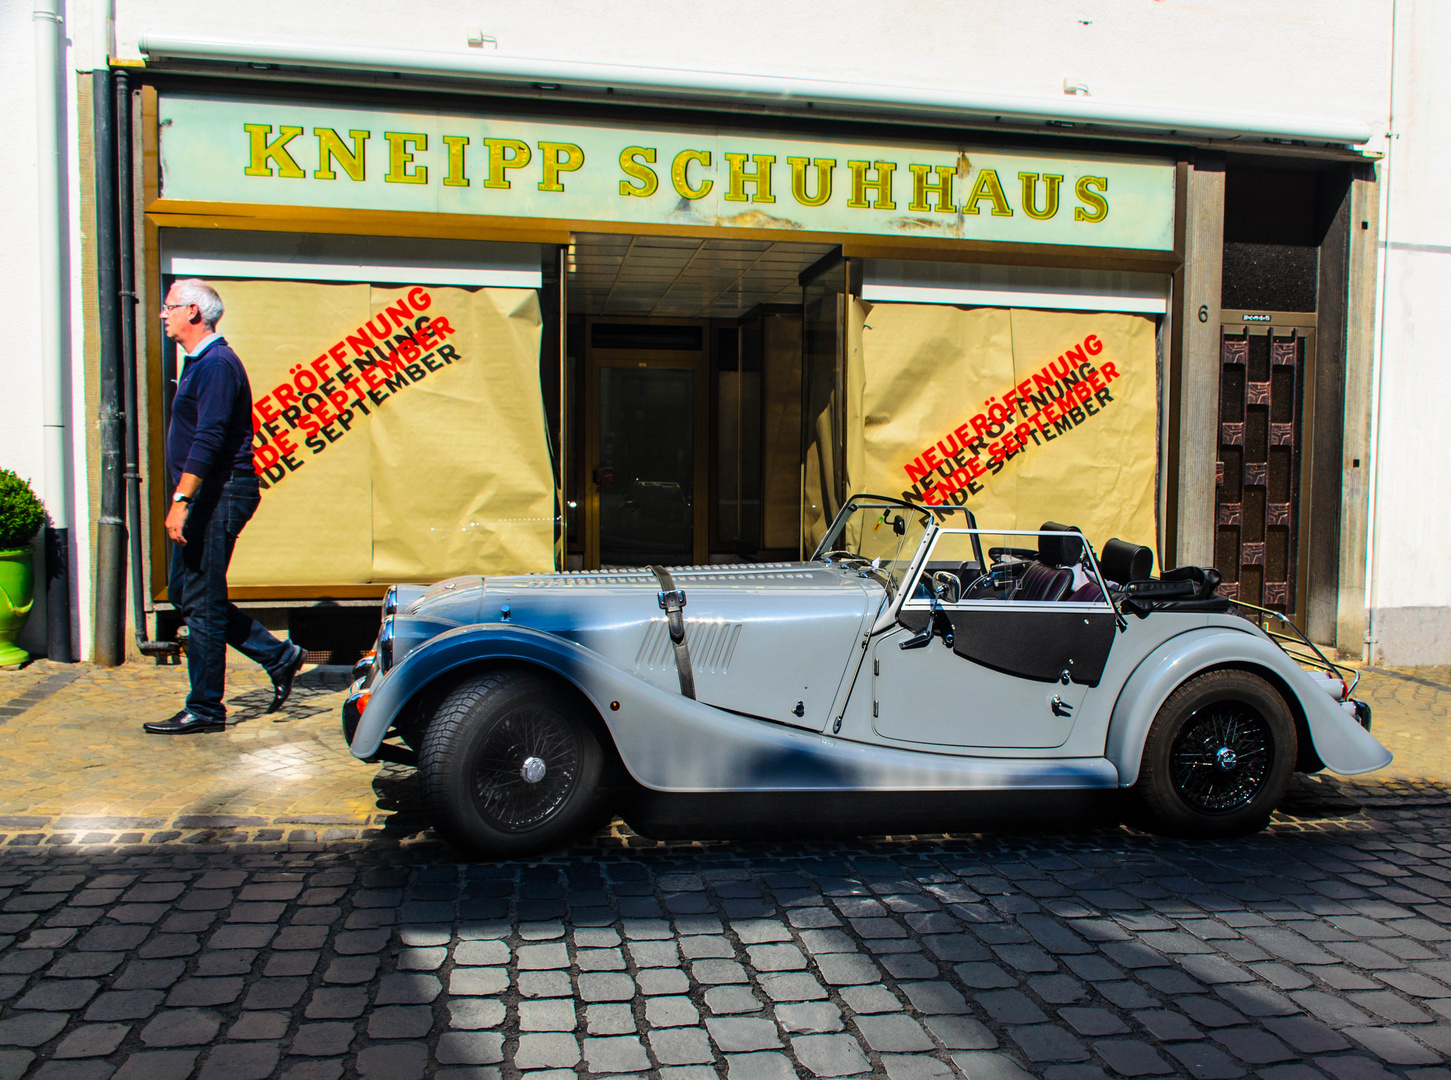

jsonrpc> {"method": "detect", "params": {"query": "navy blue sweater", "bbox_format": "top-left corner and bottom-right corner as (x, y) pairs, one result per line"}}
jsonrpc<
(166, 337), (255, 485)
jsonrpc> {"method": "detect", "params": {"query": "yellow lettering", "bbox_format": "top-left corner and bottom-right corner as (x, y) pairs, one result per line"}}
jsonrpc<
(847, 160), (896, 210)
(383, 131), (428, 184)
(243, 123), (305, 178)
(538, 142), (584, 192)
(671, 149), (713, 200)
(619, 146), (658, 197)
(1019, 172), (1063, 220)
(483, 138), (531, 189)
(1074, 175), (1109, 222)
(723, 153), (776, 203)
(313, 128), (368, 182)
(962, 169), (1013, 217)
(907, 164), (956, 213)
(442, 135), (469, 187)
(787, 157), (835, 207)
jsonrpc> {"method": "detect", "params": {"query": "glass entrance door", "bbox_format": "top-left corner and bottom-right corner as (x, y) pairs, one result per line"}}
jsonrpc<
(584, 320), (709, 568)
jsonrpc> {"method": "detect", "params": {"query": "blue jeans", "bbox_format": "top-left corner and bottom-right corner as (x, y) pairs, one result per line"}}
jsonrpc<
(169, 474), (291, 722)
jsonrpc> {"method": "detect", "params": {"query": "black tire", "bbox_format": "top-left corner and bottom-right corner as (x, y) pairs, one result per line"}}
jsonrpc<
(419, 668), (606, 857)
(1135, 669), (1296, 837)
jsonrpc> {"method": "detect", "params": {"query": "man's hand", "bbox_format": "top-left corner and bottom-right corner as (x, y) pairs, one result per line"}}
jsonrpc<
(166, 500), (190, 545)
(167, 473), (204, 545)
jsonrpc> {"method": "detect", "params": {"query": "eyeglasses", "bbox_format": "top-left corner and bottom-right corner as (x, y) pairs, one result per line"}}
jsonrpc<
(160, 302), (193, 313)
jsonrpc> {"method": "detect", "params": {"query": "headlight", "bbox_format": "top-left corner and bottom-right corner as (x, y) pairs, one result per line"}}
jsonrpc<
(378, 615), (395, 672)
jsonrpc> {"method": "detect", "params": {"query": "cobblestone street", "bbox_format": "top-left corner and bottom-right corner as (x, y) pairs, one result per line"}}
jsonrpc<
(0, 660), (1447, 1079)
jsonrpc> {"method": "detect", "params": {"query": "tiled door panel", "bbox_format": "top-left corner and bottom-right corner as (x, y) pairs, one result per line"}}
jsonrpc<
(1214, 331), (1305, 612)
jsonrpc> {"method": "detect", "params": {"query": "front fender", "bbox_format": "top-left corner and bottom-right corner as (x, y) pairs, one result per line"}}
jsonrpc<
(1105, 627), (1392, 786)
(349, 624), (619, 760)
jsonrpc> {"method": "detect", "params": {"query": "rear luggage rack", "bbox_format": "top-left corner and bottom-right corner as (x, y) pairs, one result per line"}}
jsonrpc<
(1228, 599), (1360, 696)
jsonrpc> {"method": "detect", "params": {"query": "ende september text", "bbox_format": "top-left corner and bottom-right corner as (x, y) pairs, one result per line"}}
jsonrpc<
(248, 287), (458, 486)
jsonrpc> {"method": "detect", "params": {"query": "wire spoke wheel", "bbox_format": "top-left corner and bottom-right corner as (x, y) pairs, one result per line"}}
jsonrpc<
(420, 669), (607, 856)
(1136, 669), (1296, 837)
(1169, 704), (1273, 813)
(471, 706), (582, 832)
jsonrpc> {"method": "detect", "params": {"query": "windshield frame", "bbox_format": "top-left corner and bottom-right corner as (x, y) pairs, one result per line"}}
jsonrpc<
(811, 494), (939, 597)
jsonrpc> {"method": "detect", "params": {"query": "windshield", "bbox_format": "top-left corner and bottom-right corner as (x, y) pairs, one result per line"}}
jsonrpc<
(812, 498), (932, 594)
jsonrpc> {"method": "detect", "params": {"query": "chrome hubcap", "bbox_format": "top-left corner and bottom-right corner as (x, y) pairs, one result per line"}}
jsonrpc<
(1215, 746), (1238, 771)
(520, 756), (547, 784)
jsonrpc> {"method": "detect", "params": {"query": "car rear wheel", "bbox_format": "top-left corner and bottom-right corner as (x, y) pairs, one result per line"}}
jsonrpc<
(419, 668), (606, 856)
(1135, 669), (1295, 837)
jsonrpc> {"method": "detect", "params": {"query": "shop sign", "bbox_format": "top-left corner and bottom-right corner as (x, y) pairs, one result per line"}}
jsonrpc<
(159, 94), (1176, 251)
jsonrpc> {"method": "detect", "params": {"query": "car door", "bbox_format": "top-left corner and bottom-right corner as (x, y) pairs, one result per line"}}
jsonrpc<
(870, 527), (1117, 750)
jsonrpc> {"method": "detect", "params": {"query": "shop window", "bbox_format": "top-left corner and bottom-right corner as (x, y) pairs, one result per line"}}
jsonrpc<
(172, 278), (553, 587)
(591, 322), (704, 351)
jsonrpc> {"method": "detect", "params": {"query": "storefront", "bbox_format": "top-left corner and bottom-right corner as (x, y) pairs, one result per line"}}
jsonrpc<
(125, 74), (1373, 654)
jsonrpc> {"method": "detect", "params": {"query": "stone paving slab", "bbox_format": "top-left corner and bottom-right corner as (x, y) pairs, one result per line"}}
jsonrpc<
(0, 657), (377, 829)
(0, 657), (1445, 1076)
(0, 800), (1449, 1077)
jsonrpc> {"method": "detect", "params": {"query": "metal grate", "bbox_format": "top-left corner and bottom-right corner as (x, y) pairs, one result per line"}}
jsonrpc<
(1213, 331), (1304, 613)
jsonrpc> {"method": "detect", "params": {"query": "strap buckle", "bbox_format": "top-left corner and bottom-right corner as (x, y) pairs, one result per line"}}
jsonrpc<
(657, 588), (687, 612)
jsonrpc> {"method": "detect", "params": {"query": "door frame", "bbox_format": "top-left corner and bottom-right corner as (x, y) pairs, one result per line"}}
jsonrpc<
(583, 316), (711, 569)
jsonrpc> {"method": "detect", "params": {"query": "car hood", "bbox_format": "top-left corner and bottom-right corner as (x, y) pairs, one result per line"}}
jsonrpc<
(402, 562), (885, 729)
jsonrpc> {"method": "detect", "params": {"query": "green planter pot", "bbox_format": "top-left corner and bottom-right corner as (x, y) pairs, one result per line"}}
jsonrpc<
(0, 547), (35, 666)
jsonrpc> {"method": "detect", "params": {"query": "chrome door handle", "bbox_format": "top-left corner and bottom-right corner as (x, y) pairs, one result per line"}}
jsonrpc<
(1051, 696), (1074, 717)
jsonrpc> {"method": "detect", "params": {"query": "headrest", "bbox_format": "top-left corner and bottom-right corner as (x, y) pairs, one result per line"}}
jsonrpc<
(1101, 538), (1154, 584)
(1037, 521), (1084, 567)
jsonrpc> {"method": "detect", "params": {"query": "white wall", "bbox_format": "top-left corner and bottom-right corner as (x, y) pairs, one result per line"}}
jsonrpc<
(0, 2), (47, 488)
(107, 0), (1391, 131)
(1368, 0), (1451, 665)
(0, 0), (95, 660)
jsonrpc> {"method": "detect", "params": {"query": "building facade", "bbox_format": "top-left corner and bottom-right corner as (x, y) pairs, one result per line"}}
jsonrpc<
(2, 0), (1443, 666)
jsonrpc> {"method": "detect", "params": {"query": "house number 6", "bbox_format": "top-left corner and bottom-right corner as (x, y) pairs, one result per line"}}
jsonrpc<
(1198, 305), (1209, 323)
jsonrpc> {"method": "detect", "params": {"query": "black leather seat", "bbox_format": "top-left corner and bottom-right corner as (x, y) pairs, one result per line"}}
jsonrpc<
(1012, 522), (1082, 603)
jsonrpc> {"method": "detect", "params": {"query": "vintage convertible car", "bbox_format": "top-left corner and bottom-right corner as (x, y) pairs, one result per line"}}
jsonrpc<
(342, 495), (1389, 856)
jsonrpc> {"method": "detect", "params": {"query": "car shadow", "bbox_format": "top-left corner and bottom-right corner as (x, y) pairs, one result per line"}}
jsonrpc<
(356, 767), (1388, 854)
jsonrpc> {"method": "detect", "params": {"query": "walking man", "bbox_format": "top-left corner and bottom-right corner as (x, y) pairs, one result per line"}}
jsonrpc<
(145, 279), (305, 734)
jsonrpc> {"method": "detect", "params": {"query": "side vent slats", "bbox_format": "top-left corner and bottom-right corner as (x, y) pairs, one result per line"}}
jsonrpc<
(634, 619), (743, 676)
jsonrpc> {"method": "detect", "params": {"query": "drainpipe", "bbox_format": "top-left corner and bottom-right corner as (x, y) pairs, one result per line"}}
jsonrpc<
(115, 69), (172, 660)
(92, 41), (125, 666)
(33, 0), (73, 663)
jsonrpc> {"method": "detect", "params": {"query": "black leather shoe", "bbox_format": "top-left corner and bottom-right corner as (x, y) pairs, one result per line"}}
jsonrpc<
(267, 643), (307, 714)
(143, 710), (225, 735)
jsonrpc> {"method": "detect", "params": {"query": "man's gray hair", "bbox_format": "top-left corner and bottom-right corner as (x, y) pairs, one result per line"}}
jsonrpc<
(171, 278), (225, 328)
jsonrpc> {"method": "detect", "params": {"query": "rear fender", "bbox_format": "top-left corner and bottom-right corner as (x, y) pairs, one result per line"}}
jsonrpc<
(1105, 628), (1391, 786)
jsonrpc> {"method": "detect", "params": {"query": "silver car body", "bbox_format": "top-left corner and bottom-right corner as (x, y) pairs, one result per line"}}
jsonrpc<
(345, 504), (1390, 793)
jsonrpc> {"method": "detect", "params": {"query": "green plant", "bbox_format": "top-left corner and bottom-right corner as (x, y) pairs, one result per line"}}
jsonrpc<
(0, 470), (45, 550)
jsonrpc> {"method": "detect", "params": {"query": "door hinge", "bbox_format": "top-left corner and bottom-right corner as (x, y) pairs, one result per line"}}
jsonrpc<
(874, 659), (879, 675)
(873, 700), (879, 717)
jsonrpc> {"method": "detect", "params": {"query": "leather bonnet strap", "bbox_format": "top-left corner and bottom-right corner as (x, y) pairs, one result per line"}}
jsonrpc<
(648, 565), (696, 700)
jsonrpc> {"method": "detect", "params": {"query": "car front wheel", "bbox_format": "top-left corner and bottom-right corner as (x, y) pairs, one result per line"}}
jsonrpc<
(419, 668), (606, 857)
(1135, 669), (1296, 837)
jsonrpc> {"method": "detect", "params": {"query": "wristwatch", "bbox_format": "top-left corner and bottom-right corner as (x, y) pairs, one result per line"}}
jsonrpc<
(172, 492), (193, 504)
